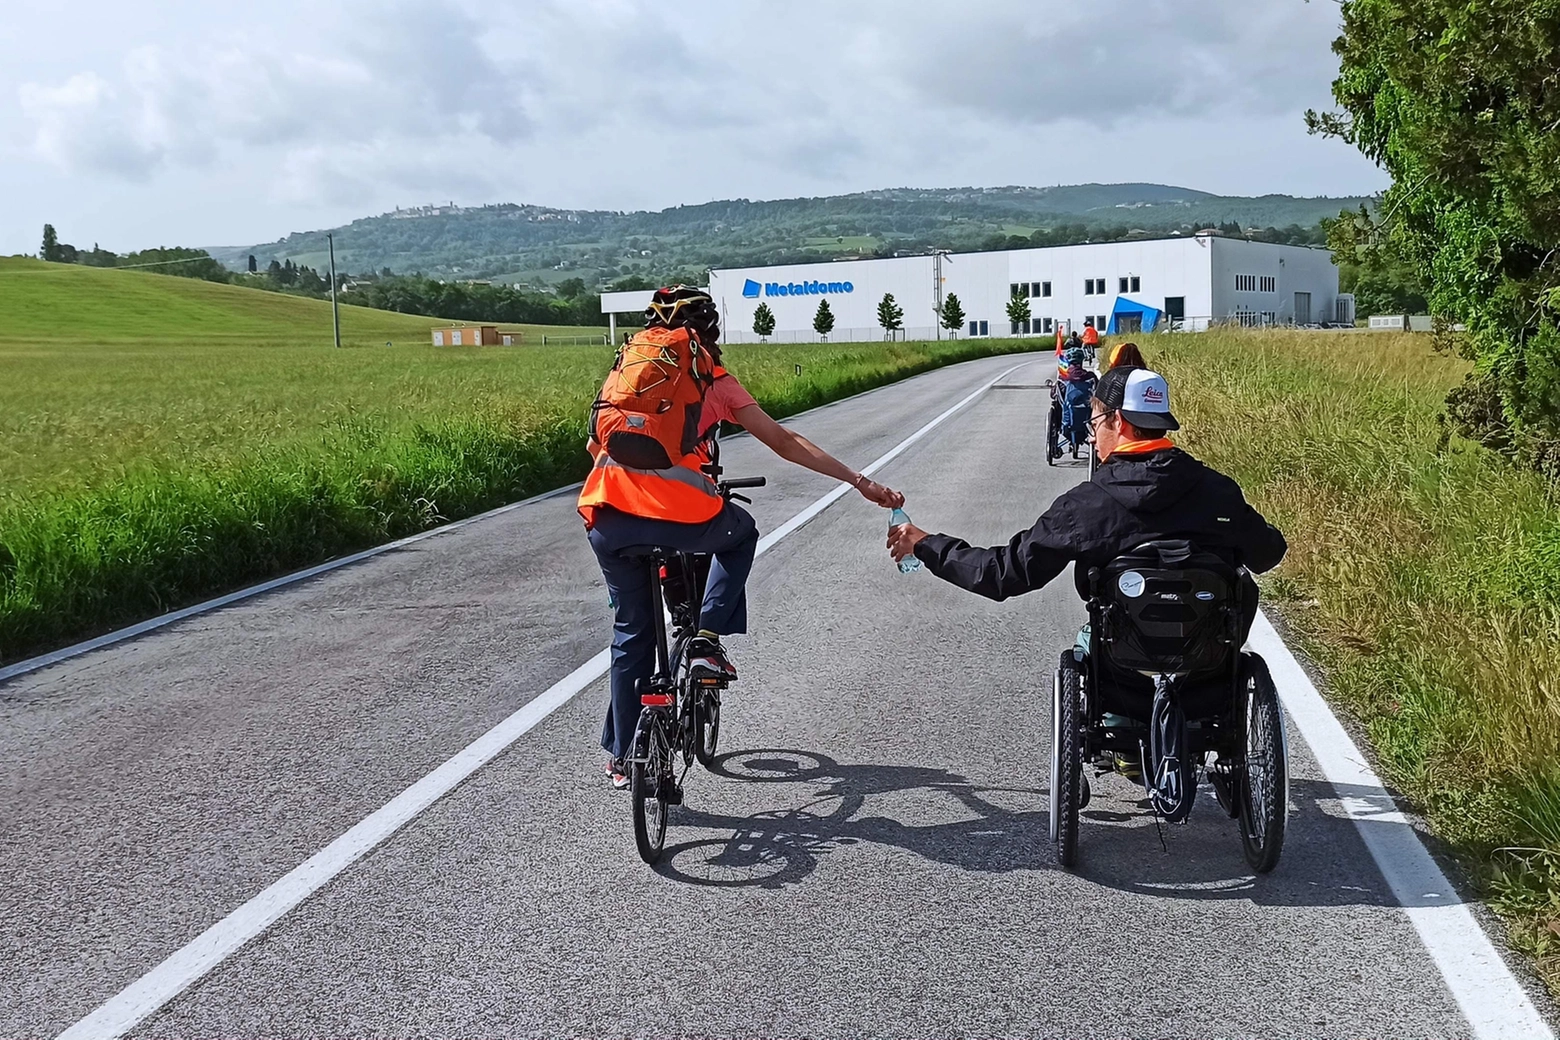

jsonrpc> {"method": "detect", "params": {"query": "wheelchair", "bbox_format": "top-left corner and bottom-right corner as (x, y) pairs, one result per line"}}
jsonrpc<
(1049, 540), (1289, 873)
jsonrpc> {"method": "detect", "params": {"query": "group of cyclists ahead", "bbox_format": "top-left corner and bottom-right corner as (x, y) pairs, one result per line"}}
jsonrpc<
(577, 287), (1284, 860)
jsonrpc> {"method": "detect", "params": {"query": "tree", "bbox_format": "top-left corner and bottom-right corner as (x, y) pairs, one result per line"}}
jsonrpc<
(877, 292), (904, 338)
(1307, 0), (1560, 471)
(1004, 289), (1030, 334)
(753, 302), (776, 341)
(40, 224), (61, 262)
(813, 298), (835, 340)
(556, 276), (587, 299)
(942, 293), (968, 336)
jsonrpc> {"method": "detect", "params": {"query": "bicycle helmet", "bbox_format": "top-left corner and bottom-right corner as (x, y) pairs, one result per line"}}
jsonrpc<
(646, 285), (721, 349)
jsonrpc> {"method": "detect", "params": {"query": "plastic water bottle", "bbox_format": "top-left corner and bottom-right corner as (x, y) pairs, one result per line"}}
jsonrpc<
(889, 507), (922, 574)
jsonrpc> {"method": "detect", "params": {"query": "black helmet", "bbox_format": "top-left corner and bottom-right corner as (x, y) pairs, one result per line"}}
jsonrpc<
(646, 285), (720, 347)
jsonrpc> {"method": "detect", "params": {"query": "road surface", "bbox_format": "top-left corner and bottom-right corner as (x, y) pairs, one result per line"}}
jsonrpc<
(2, 354), (1553, 1039)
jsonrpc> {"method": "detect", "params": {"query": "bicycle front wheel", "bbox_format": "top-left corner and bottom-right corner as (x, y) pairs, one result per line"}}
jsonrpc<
(631, 717), (671, 864)
(693, 687), (721, 767)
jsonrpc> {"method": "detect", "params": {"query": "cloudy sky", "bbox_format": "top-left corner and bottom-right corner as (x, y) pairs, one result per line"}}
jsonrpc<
(1, 0), (1387, 255)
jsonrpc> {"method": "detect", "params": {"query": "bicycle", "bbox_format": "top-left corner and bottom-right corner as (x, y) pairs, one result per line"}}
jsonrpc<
(625, 471), (767, 864)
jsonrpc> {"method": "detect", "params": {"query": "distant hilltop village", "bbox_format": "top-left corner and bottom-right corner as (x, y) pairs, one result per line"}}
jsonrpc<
(386, 203), (580, 223)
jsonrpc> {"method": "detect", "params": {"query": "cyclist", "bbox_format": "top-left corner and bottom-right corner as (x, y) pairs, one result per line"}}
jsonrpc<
(581, 286), (905, 787)
(1082, 320), (1101, 356)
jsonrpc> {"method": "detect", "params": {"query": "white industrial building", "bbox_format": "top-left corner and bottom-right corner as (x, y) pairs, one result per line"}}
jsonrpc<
(601, 233), (1348, 345)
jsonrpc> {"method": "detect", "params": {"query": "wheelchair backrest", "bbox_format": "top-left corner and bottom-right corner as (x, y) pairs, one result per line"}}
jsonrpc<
(1093, 540), (1240, 677)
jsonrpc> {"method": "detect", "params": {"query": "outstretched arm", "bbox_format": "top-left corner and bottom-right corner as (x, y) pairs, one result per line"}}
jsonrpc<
(888, 503), (1078, 601)
(732, 402), (905, 508)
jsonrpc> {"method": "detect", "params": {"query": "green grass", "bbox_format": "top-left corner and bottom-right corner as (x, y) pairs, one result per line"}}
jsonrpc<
(1145, 327), (1560, 993)
(0, 257), (1038, 662)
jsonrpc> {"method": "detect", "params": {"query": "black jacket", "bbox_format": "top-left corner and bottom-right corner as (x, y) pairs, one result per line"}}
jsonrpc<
(914, 447), (1286, 602)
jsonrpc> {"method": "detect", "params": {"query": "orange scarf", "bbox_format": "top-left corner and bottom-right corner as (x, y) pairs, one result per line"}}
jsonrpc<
(1101, 437), (1174, 462)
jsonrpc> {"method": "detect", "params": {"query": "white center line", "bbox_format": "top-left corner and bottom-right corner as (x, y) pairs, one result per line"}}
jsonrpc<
(54, 359), (1030, 1040)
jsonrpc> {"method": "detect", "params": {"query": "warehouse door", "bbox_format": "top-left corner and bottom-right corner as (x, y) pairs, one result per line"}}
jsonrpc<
(1295, 292), (1311, 324)
(1163, 296), (1185, 320)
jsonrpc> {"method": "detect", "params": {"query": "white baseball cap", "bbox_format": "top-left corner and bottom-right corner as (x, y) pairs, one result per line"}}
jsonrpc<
(1099, 367), (1179, 431)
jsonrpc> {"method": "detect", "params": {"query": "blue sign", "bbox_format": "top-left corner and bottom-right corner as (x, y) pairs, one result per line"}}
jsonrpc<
(751, 278), (854, 298)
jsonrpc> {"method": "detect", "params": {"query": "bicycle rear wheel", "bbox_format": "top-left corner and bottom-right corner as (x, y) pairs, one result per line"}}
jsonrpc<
(632, 716), (671, 863)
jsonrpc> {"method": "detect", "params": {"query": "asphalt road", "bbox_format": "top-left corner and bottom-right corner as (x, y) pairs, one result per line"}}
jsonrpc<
(2, 353), (1552, 1039)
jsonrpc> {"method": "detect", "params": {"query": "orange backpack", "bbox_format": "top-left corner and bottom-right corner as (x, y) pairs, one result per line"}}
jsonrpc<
(588, 326), (716, 470)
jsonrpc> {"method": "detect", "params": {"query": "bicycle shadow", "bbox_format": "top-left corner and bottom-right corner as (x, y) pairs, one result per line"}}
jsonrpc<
(653, 747), (1451, 910)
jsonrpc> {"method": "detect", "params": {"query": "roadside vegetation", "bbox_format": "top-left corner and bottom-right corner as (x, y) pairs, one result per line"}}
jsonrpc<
(1152, 327), (1560, 993)
(0, 257), (1035, 663)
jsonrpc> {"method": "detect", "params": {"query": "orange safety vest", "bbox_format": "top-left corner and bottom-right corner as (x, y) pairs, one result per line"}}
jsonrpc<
(576, 363), (726, 529)
(1082, 325), (1100, 346)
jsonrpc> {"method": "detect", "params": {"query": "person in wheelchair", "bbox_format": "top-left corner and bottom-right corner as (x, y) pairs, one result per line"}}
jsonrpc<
(888, 366), (1286, 771)
(1054, 346), (1096, 456)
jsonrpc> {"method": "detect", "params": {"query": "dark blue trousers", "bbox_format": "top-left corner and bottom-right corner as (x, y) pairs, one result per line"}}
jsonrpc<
(587, 503), (758, 760)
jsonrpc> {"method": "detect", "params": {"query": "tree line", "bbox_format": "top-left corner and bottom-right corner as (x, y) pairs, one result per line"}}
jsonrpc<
(35, 224), (604, 327)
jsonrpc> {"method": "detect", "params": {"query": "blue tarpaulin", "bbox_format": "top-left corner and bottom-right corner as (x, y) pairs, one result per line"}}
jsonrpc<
(1108, 297), (1161, 334)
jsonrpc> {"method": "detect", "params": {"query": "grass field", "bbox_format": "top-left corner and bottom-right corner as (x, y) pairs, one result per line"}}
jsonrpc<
(0, 257), (1037, 662)
(1151, 328), (1560, 992)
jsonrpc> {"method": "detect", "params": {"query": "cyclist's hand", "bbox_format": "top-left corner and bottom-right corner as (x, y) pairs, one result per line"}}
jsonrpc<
(887, 522), (927, 562)
(855, 477), (904, 509)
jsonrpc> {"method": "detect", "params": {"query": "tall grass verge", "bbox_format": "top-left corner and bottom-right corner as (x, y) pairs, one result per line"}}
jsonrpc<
(0, 337), (1034, 663)
(1149, 328), (1560, 992)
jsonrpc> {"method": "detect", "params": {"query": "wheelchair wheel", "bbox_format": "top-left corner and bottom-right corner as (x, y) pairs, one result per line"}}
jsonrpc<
(1050, 650), (1085, 868)
(1237, 654), (1289, 873)
(1046, 399), (1061, 466)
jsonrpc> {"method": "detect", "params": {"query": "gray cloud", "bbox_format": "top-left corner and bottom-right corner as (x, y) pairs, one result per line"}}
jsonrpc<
(1, 0), (1383, 253)
(16, 0), (529, 182)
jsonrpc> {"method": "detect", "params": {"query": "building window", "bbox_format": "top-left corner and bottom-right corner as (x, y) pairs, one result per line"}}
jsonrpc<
(1096, 315), (1107, 331)
(1236, 274), (1260, 292)
(1130, 276), (1140, 292)
(1118, 276), (1129, 293)
(1085, 278), (1101, 295)
(969, 321), (979, 337)
(1041, 317), (1053, 333)
(1261, 311), (1277, 324)
(1010, 282), (1022, 298)
(1042, 281), (1051, 297)
(1260, 275), (1276, 293)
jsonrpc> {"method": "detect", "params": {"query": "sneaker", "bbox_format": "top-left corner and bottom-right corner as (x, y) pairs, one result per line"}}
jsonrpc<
(606, 757), (630, 790)
(688, 633), (738, 680)
(1113, 751), (1143, 782)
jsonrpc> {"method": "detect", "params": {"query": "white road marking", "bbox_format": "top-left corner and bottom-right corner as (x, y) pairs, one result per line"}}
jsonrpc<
(53, 359), (1030, 1040)
(1249, 613), (1554, 1040)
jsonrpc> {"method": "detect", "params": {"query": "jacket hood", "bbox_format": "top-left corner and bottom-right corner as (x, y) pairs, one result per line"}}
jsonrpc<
(1094, 447), (1207, 514)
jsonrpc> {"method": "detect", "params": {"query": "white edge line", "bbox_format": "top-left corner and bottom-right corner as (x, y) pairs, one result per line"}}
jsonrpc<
(53, 358), (1031, 1040)
(1249, 612), (1554, 1040)
(3, 354), (1033, 686)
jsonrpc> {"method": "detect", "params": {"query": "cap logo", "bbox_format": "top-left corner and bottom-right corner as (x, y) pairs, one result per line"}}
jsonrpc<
(1141, 386), (1164, 404)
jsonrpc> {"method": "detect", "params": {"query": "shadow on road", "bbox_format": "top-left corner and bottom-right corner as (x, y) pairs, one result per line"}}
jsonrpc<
(653, 748), (1452, 911)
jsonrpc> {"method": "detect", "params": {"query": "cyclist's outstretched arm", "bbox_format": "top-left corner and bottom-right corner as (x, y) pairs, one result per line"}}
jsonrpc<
(731, 403), (904, 508)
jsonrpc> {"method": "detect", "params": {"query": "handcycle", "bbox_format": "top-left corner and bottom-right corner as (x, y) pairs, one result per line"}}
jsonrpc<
(620, 469), (766, 865)
(1049, 540), (1289, 873)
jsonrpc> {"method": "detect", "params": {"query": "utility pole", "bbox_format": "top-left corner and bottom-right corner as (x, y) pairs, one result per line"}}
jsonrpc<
(328, 233), (342, 350)
(932, 250), (951, 340)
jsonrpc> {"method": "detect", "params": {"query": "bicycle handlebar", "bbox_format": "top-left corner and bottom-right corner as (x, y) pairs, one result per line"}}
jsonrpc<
(720, 477), (767, 491)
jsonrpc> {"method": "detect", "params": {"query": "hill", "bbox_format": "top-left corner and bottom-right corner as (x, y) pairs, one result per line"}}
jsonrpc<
(209, 183), (1373, 288)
